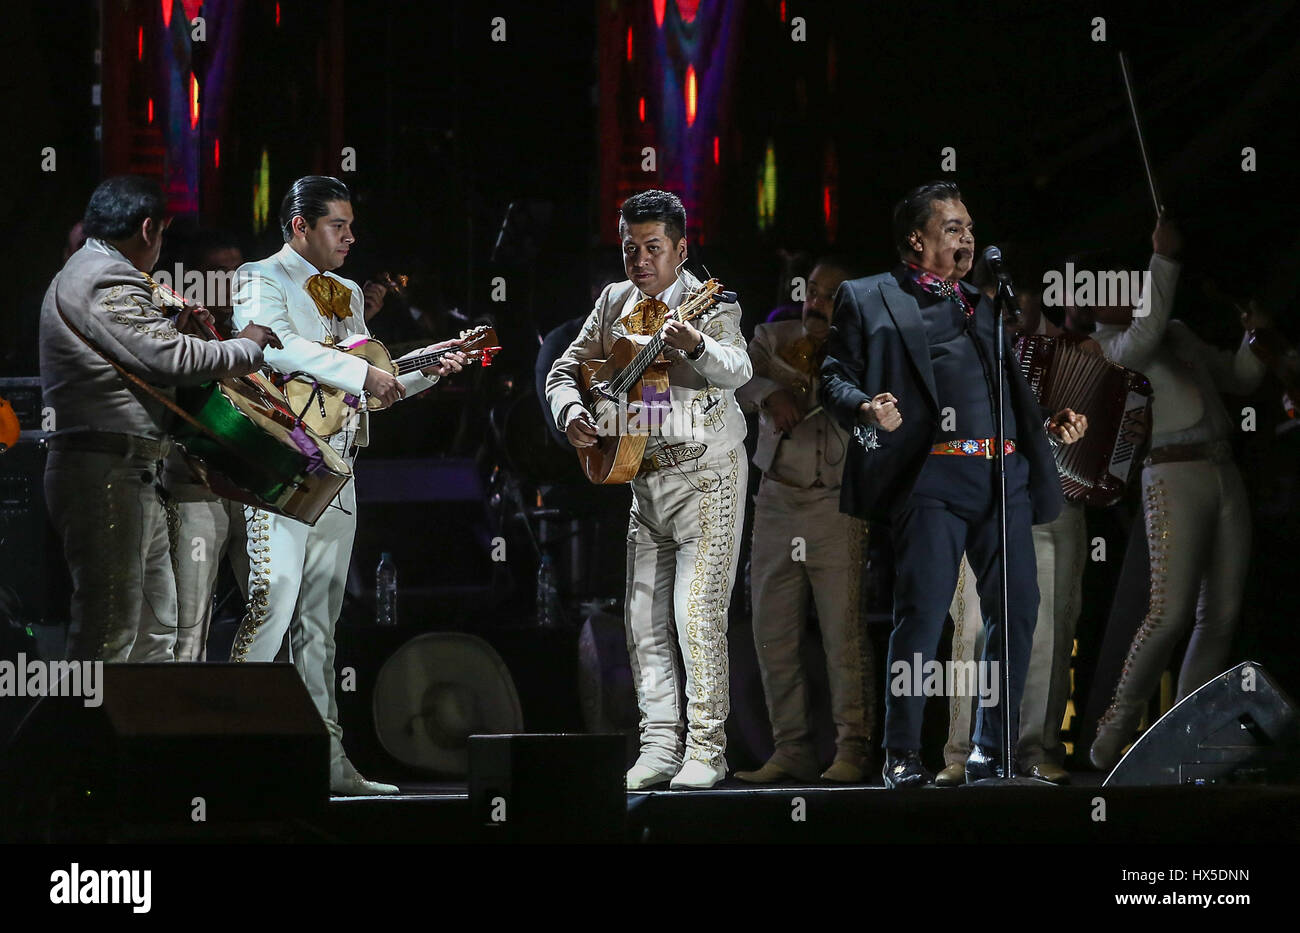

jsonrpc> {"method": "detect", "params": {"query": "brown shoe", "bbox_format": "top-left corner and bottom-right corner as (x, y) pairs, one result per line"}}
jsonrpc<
(1026, 762), (1070, 784)
(934, 762), (967, 786)
(820, 759), (867, 783)
(735, 759), (817, 784)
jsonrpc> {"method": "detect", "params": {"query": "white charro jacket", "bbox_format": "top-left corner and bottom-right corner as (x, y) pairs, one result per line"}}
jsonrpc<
(232, 243), (437, 448)
(545, 271), (751, 460)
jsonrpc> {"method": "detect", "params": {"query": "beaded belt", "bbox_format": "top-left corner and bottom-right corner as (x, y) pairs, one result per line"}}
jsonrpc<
(640, 442), (707, 474)
(930, 438), (1016, 459)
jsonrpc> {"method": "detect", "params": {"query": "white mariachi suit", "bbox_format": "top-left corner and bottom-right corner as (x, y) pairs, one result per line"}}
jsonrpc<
(545, 274), (752, 778)
(737, 319), (874, 776)
(1089, 252), (1263, 767)
(230, 244), (436, 780)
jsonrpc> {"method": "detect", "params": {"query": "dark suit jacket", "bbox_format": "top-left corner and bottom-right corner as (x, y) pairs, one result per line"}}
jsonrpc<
(819, 271), (1064, 526)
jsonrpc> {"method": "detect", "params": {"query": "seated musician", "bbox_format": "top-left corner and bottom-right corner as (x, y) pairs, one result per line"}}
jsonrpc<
(39, 176), (280, 662)
(545, 189), (752, 790)
(230, 176), (466, 796)
(734, 255), (880, 785)
(940, 260), (1092, 785)
(819, 181), (1084, 788)
(1085, 214), (1266, 769)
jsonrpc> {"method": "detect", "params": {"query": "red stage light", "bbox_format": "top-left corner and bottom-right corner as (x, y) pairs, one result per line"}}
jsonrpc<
(677, 0), (700, 23)
(162, 0), (173, 28)
(275, 3), (281, 27)
(639, 97), (645, 122)
(653, 0), (666, 28)
(780, 1), (787, 23)
(214, 138), (220, 168)
(147, 98), (154, 123)
(685, 65), (697, 126)
(627, 26), (633, 62)
(190, 73), (199, 128)
(713, 136), (719, 165)
(137, 27), (143, 61)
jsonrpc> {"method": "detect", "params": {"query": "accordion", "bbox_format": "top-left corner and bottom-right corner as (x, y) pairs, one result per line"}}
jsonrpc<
(1015, 334), (1153, 507)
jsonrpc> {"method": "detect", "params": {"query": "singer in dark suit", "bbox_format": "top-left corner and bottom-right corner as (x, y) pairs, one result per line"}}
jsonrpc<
(819, 181), (1085, 787)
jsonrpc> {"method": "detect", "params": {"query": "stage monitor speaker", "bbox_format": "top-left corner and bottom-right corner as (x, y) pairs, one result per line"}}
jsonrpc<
(1103, 661), (1300, 786)
(468, 733), (625, 842)
(0, 663), (328, 840)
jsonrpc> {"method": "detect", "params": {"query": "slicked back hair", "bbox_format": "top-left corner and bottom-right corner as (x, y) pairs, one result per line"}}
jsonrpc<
(893, 181), (963, 260)
(279, 176), (352, 243)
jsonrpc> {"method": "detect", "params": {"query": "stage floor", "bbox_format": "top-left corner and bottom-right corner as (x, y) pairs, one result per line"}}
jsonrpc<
(307, 778), (1300, 844)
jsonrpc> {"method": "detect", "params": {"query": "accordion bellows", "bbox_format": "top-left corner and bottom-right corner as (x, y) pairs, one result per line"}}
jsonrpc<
(1016, 334), (1154, 507)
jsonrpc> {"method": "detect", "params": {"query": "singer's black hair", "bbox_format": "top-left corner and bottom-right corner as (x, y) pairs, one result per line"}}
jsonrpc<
(893, 181), (964, 260)
(619, 189), (686, 243)
(279, 176), (351, 243)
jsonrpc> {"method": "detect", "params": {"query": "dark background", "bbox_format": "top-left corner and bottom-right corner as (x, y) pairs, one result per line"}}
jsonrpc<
(2, 0), (1298, 772)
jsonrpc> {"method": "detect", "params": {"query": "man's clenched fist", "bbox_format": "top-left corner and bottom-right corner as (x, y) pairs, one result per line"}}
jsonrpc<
(860, 392), (902, 432)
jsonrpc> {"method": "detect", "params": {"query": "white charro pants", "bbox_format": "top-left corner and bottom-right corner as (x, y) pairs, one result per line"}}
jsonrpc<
(230, 460), (356, 768)
(749, 478), (874, 770)
(1100, 458), (1251, 724)
(944, 501), (1086, 766)
(624, 448), (746, 774)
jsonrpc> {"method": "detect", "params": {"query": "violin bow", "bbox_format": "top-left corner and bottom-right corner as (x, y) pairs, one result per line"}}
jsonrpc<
(1118, 51), (1164, 220)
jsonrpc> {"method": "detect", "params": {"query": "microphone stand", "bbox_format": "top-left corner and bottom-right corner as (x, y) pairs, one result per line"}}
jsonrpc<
(966, 276), (1051, 787)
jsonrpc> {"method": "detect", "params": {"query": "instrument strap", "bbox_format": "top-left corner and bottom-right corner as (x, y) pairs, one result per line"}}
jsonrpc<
(54, 291), (264, 472)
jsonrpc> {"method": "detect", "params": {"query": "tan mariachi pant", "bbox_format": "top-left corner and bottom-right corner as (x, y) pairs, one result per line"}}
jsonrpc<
(1101, 458), (1250, 726)
(230, 463), (356, 767)
(45, 449), (178, 662)
(749, 477), (874, 771)
(624, 448), (745, 774)
(944, 501), (1085, 767)
(166, 490), (249, 662)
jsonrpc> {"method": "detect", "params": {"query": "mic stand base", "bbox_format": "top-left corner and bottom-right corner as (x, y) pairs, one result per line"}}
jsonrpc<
(962, 776), (1055, 788)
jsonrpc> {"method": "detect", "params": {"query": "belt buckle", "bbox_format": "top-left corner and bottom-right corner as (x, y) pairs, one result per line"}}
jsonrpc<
(984, 439), (995, 460)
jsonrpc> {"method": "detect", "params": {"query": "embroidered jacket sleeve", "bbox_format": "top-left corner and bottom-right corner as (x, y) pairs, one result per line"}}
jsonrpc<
(80, 267), (263, 385)
(685, 299), (752, 389)
(546, 288), (609, 430)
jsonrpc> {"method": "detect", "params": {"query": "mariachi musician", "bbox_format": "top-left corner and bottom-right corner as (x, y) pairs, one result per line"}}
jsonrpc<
(231, 175), (466, 796)
(735, 255), (878, 785)
(546, 189), (751, 791)
(39, 176), (280, 663)
(1088, 214), (1266, 769)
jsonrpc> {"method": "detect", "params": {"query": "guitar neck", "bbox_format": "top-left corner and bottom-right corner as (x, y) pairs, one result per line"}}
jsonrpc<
(394, 346), (490, 375)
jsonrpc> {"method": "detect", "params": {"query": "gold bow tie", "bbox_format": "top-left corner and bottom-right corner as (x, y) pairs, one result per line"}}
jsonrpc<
(306, 274), (353, 321)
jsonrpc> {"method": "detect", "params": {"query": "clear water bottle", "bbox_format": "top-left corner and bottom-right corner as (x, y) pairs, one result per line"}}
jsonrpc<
(376, 552), (397, 626)
(536, 552), (561, 628)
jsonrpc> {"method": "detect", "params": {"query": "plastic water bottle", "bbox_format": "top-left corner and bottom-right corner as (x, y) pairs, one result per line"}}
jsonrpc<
(376, 552), (397, 626)
(536, 553), (561, 628)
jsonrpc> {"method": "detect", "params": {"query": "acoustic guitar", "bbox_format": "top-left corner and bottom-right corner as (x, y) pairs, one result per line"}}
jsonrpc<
(282, 325), (501, 437)
(576, 279), (733, 484)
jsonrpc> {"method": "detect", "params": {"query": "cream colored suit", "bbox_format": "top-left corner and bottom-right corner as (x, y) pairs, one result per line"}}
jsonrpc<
(737, 319), (874, 775)
(39, 239), (263, 661)
(230, 244), (436, 775)
(546, 273), (751, 775)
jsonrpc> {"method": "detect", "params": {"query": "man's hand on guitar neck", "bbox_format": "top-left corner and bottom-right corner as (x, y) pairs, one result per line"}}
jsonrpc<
(564, 406), (600, 448)
(364, 366), (405, 407)
(417, 338), (469, 378)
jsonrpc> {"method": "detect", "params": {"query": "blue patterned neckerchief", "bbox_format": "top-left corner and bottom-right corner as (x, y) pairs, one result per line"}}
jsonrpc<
(905, 262), (974, 318)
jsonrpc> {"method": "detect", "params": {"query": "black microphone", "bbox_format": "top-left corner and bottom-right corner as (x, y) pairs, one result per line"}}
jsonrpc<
(982, 245), (1021, 321)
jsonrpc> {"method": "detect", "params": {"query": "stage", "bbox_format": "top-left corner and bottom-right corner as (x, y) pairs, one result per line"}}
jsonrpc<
(34, 777), (1298, 845)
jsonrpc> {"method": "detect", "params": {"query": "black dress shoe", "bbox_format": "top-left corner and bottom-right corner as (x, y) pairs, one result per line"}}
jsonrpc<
(882, 749), (933, 789)
(965, 744), (1009, 782)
